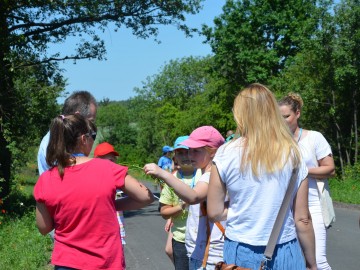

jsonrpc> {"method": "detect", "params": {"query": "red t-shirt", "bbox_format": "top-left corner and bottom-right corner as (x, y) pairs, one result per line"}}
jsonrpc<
(34, 158), (128, 269)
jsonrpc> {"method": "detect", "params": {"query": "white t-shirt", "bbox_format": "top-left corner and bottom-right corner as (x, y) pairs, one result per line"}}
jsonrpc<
(298, 131), (332, 206)
(213, 138), (308, 246)
(185, 172), (225, 264)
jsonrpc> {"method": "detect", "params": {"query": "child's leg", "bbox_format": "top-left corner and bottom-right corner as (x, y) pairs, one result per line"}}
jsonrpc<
(165, 231), (174, 264)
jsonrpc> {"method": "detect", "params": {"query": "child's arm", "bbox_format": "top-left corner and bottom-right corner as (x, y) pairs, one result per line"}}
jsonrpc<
(160, 203), (186, 220)
(144, 163), (207, 204)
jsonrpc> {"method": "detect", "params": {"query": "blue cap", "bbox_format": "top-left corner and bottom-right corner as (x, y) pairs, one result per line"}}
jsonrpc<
(162, 145), (174, 153)
(173, 136), (189, 150)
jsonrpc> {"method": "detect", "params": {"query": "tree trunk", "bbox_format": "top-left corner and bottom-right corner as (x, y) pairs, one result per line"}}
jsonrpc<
(331, 88), (345, 178)
(353, 85), (358, 164)
(0, 2), (14, 198)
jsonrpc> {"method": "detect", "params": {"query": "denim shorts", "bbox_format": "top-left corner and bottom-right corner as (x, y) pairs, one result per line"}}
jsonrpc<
(54, 266), (78, 270)
(189, 257), (216, 270)
(224, 238), (306, 270)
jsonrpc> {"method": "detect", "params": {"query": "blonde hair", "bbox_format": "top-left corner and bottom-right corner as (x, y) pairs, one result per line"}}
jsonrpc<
(278, 92), (304, 113)
(233, 83), (301, 175)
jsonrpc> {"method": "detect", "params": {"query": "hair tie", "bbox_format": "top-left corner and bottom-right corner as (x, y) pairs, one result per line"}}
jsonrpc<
(59, 115), (65, 120)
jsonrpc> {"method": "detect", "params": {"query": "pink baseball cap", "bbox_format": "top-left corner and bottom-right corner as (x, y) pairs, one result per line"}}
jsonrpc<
(181, 126), (225, 148)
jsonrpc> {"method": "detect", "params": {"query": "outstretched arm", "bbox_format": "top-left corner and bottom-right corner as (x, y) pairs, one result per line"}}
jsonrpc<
(293, 178), (317, 270)
(207, 164), (227, 222)
(116, 174), (154, 211)
(144, 163), (207, 204)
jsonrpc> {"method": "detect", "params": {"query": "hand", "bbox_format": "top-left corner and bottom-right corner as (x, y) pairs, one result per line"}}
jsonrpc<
(143, 163), (163, 178)
(164, 219), (173, 232)
(179, 200), (188, 211)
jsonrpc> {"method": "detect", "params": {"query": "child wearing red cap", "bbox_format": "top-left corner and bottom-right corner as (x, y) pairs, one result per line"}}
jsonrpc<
(144, 126), (226, 270)
(94, 142), (125, 245)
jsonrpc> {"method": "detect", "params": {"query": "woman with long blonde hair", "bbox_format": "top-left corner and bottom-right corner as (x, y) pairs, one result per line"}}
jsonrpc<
(208, 83), (316, 270)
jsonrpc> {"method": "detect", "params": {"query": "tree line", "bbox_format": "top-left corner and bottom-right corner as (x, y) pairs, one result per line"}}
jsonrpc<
(0, 0), (359, 199)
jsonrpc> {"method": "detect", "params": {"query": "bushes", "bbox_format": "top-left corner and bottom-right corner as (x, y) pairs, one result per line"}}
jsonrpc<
(330, 163), (360, 204)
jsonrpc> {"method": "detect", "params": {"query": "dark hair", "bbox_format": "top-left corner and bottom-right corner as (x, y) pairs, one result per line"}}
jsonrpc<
(46, 114), (97, 178)
(62, 91), (97, 118)
(278, 92), (304, 113)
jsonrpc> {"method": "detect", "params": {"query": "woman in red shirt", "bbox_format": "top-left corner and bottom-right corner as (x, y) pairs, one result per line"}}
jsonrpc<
(34, 114), (154, 270)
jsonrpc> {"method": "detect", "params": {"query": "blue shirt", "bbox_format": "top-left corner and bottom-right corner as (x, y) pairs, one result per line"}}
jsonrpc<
(157, 156), (173, 172)
(37, 131), (51, 175)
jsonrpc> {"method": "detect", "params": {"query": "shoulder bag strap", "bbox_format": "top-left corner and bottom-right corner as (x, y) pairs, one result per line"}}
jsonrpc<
(201, 202), (226, 268)
(263, 167), (299, 262)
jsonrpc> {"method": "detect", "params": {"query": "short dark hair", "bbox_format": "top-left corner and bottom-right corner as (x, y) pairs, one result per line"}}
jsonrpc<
(62, 91), (97, 118)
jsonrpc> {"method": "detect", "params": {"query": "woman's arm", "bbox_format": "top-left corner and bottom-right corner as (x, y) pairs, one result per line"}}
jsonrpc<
(36, 202), (54, 235)
(116, 174), (154, 211)
(207, 164), (227, 222)
(293, 178), (317, 270)
(307, 154), (335, 179)
(143, 163), (208, 204)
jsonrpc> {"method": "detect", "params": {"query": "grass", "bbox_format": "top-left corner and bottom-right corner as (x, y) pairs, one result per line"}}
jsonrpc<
(0, 158), (358, 269)
(0, 211), (53, 270)
(330, 177), (360, 204)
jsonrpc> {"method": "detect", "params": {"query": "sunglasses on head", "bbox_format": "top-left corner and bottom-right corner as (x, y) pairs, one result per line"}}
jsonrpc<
(86, 131), (97, 141)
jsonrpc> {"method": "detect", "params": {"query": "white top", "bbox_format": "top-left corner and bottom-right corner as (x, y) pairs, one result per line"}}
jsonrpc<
(185, 172), (225, 264)
(213, 138), (308, 246)
(298, 131), (332, 206)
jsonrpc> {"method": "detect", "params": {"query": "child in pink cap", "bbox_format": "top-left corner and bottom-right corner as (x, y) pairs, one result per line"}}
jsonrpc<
(144, 126), (225, 270)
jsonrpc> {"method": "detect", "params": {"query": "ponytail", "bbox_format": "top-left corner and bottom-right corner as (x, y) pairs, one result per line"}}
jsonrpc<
(46, 114), (95, 178)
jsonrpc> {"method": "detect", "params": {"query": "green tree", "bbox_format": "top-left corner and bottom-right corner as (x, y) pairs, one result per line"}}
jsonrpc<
(333, 0), (360, 165)
(131, 56), (233, 163)
(202, 0), (325, 107)
(0, 0), (204, 197)
(96, 101), (138, 163)
(0, 62), (64, 197)
(271, 0), (360, 177)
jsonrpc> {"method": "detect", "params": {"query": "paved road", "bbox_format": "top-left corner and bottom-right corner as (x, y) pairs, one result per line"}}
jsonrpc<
(123, 184), (172, 269)
(123, 183), (360, 270)
(327, 206), (360, 270)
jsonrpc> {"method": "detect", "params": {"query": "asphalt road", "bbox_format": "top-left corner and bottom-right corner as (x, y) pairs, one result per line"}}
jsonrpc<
(123, 196), (172, 269)
(327, 205), (360, 270)
(123, 183), (360, 270)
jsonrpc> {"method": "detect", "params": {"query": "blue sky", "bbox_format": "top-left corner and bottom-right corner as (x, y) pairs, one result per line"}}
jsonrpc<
(56, 1), (225, 102)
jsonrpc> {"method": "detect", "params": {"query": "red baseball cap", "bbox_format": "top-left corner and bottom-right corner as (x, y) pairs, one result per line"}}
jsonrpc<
(94, 142), (119, 157)
(181, 126), (225, 149)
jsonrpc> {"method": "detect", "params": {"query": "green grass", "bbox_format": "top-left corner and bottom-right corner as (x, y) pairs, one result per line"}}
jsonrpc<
(0, 212), (52, 270)
(330, 177), (360, 204)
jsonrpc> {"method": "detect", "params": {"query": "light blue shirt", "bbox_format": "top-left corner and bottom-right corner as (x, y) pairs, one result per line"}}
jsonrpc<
(37, 131), (50, 175)
(157, 156), (173, 171)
